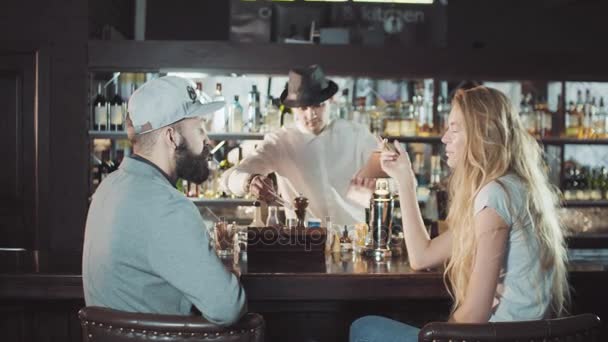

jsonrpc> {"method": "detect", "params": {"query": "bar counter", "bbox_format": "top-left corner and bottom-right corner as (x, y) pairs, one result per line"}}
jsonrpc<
(1, 249), (607, 341)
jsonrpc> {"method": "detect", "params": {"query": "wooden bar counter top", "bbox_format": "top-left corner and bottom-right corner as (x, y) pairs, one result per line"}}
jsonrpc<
(0, 249), (606, 341)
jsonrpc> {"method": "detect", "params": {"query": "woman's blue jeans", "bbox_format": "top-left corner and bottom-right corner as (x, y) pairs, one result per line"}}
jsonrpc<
(349, 315), (420, 342)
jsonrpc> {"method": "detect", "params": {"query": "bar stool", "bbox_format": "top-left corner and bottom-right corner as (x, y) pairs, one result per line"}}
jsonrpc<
(418, 313), (601, 342)
(79, 306), (264, 342)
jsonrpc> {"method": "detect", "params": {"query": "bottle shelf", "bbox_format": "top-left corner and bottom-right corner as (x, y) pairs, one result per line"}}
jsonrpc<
(567, 233), (608, 249)
(187, 198), (608, 208)
(90, 130), (608, 146)
(382, 135), (443, 144)
(89, 130), (128, 139)
(190, 198), (255, 207)
(385, 136), (608, 145)
(88, 130), (265, 141)
(206, 132), (265, 141)
(563, 200), (608, 208)
(540, 137), (608, 145)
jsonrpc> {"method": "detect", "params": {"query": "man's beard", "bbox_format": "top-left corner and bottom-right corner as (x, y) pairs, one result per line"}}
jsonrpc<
(175, 139), (210, 184)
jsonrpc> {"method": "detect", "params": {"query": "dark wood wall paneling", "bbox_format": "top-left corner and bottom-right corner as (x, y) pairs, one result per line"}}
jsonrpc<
(0, 54), (37, 249)
(0, 0), (89, 270)
(1, 1), (87, 341)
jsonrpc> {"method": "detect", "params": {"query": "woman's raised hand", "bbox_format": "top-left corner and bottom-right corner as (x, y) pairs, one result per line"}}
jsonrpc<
(379, 140), (417, 190)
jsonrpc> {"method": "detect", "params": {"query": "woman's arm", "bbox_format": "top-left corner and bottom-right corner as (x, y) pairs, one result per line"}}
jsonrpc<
(450, 207), (509, 323)
(382, 140), (453, 270)
(398, 183), (452, 270)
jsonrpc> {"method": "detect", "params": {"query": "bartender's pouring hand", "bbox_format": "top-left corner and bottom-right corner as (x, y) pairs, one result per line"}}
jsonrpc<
(350, 176), (376, 191)
(249, 175), (276, 203)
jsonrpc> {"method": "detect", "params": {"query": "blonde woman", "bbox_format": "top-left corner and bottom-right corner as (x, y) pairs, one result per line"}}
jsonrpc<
(349, 86), (570, 342)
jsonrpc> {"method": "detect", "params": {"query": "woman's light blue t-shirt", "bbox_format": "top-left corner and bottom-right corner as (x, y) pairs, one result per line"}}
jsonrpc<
(473, 173), (554, 322)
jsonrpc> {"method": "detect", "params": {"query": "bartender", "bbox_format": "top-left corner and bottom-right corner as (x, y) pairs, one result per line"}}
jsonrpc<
(221, 65), (377, 225)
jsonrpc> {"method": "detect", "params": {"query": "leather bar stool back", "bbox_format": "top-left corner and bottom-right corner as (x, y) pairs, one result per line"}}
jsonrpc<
(79, 306), (264, 342)
(418, 313), (601, 342)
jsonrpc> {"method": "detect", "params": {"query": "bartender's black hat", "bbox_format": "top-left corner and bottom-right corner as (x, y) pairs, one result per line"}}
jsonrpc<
(280, 65), (338, 108)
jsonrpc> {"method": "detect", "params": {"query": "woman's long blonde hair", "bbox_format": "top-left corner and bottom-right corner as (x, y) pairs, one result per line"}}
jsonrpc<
(445, 86), (570, 317)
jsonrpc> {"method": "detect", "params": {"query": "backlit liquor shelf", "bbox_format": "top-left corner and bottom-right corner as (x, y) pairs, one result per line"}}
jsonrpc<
(188, 198), (608, 208)
(89, 130), (608, 146)
(190, 198), (255, 207)
(88, 130), (266, 141)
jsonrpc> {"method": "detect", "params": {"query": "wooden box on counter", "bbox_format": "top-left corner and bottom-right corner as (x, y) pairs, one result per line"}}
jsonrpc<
(247, 227), (327, 273)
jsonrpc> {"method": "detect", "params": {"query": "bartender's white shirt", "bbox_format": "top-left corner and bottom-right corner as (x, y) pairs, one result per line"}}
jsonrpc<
(221, 119), (377, 225)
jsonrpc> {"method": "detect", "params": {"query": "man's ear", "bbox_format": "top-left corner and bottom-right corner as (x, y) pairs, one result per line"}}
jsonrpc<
(164, 126), (180, 150)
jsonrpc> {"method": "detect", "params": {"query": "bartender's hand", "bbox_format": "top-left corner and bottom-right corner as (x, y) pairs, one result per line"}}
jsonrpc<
(380, 140), (417, 190)
(350, 176), (376, 192)
(248, 175), (276, 203)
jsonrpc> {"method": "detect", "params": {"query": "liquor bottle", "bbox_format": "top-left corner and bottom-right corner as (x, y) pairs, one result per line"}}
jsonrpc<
(93, 82), (108, 131)
(536, 96), (552, 137)
(576, 166), (589, 200)
(413, 152), (427, 186)
(576, 90), (586, 138)
(383, 103), (401, 137)
(339, 225), (352, 251)
(565, 101), (580, 138)
(437, 96), (450, 133)
(366, 105), (381, 134)
(247, 85), (261, 132)
(580, 90), (593, 138)
(520, 93), (536, 136)
(326, 92), (340, 122)
(595, 97), (607, 138)
(212, 83), (226, 132)
(590, 168), (603, 200)
(575, 90), (584, 116)
(195, 82), (204, 99)
(100, 150), (115, 181)
(589, 97), (598, 138)
(186, 181), (199, 198)
(219, 157), (234, 171)
(203, 160), (219, 198)
(120, 73), (135, 101)
(263, 97), (280, 132)
(415, 93), (432, 137)
(600, 167), (608, 199)
(196, 82), (212, 132)
(228, 95), (244, 133)
(338, 89), (351, 120)
(129, 83), (137, 101)
(110, 81), (124, 131)
(400, 101), (417, 137)
(562, 164), (575, 200)
(250, 201), (265, 227)
(91, 153), (103, 192)
(266, 206), (280, 228)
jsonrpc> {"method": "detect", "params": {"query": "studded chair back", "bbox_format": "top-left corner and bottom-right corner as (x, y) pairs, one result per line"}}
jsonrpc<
(79, 306), (264, 342)
(418, 313), (601, 342)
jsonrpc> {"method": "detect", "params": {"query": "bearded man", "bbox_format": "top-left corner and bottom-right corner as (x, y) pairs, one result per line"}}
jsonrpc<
(82, 76), (246, 326)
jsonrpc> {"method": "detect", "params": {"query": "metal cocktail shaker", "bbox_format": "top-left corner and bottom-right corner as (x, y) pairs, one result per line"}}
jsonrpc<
(367, 179), (394, 259)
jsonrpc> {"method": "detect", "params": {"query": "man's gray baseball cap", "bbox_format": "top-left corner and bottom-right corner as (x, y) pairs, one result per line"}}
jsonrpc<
(127, 76), (224, 134)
